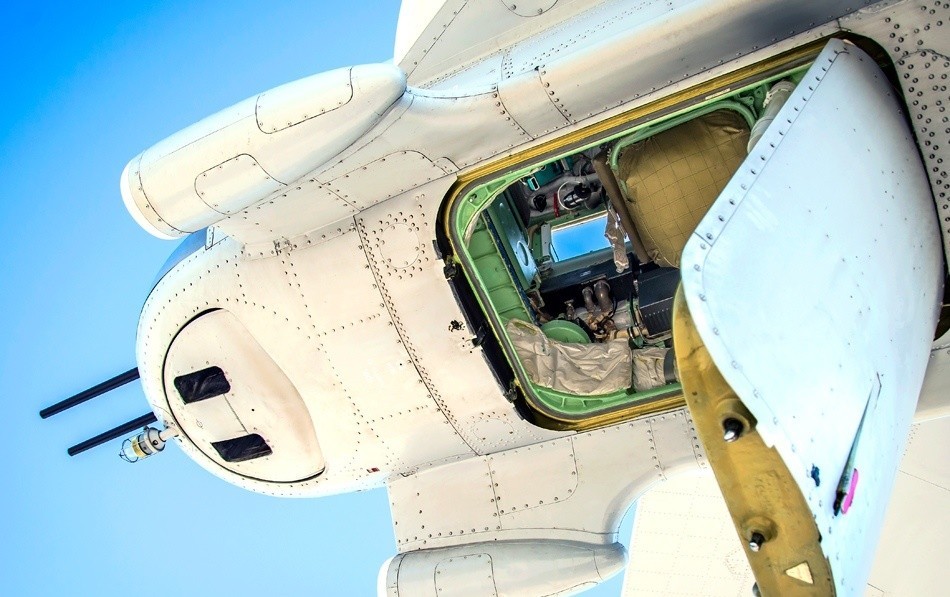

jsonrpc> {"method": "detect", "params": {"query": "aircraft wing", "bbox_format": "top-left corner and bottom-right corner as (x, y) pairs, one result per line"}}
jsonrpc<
(380, 409), (708, 596)
(621, 474), (754, 597)
(621, 416), (950, 596)
(866, 415), (950, 595)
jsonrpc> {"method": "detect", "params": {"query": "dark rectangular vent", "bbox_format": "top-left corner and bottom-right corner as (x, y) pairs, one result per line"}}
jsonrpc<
(174, 366), (230, 404)
(641, 299), (674, 337)
(637, 267), (681, 337)
(211, 434), (272, 463)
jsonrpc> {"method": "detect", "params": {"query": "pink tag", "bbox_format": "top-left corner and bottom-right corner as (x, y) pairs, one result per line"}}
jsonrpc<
(841, 469), (859, 514)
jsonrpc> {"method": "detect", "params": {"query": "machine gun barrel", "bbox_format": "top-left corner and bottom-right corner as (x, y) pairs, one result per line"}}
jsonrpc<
(40, 368), (139, 419)
(67, 412), (158, 456)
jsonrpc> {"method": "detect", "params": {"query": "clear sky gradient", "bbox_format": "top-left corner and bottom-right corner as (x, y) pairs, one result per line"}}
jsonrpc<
(2, 3), (629, 595)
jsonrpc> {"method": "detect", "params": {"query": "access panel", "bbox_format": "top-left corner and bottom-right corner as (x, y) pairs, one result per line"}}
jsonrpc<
(677, 39), (943, 595)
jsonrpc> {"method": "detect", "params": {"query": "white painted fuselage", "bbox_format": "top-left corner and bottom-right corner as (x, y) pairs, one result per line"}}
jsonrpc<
(123, 1), (950, 595)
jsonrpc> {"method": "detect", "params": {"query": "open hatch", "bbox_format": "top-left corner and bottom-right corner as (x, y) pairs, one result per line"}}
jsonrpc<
(443, 36), (944, 594)
(442, 36), (935, 440)
(444, 45), (818, 429)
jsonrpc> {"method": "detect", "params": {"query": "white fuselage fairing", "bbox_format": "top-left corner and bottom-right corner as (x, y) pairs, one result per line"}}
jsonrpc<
(127, 1), (949, 595)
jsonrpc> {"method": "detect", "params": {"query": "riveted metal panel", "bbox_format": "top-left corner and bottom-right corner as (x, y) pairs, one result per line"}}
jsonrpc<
(386, 409), (704, 555)
(195, 154), (284, 215)
(842, 0), (950, 270)
(322, 316), (437, 422)
(141, 227), (462, 495)
(263, 246), (387, 479)
(338, 90), (531, 172)
(649, 408), (705, 480)
(357, 189), (467, 419)
(536, 1), (874, 124)
(214, 177), (357, 247)
(255, 67), (353, 133)
(680, 40), (942, 595)
(898, 47), (950, 269)
(434, 554), (498, 597)
(491, 438), (578, 516)
(369, 413), (471, 472)
(464, 410), (558, 453)
(496, 64), (570, 138)
(507, 0), (682, 124)
(384, 540), (622, 597)
(503, 0), (558, 18)
(357, 181), (565, 454)
(280, 229), (387, 334)
(122, 64), (405, 238)
(327, 151), (451, 210)
(281, 226), (471, 468)
(388, 457), (500, 551)
(163, 309), (325, 483)
(398, 0), (590, 85)
(496, 411), (701, 539)
(140, 234), (393, 493)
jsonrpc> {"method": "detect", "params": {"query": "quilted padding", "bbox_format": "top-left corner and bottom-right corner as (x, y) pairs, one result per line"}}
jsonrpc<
(616, 110), (750, 267)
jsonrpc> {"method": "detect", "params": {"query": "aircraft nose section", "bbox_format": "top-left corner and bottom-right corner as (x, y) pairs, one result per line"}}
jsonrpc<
(161, 309), (325, 483)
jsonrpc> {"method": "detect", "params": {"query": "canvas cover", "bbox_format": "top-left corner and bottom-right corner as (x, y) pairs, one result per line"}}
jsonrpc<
(507, 319), (668, 395)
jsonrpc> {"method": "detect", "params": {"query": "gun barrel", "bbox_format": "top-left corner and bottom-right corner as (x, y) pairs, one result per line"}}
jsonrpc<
(67, 412), (157, 457)
(40, 368), (139, 419)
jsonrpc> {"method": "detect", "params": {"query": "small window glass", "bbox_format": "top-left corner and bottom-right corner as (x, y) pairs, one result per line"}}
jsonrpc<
(550, 214), (609, 261)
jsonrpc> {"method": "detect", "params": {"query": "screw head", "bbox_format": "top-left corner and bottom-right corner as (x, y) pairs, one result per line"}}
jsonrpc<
(722, 418), (745, 442)
(749, 531), (766, 552)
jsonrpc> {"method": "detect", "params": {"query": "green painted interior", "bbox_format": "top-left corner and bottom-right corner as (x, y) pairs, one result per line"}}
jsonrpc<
(484, 194), (538, 289)
(466, 217), (533, 324)
(450, 64), (811, 420)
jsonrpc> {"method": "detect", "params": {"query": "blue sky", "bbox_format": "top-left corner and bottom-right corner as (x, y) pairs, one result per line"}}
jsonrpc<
(1, 3), (628, 594)
(551, 215), (612, 261)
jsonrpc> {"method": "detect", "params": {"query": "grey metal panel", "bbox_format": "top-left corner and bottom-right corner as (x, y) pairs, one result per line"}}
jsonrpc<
(397, 0), (602, 85)
(841, 0), (950, 291)
(533, 0), (873, 123)
(386, 409), (703, 553)
(355, 180), (563, 456)
(680, 40), (942, 594)
(213, 177), (358, 250)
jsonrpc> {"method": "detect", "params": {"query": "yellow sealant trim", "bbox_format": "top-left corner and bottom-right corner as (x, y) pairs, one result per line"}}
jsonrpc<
(672, 288), (834, 596)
